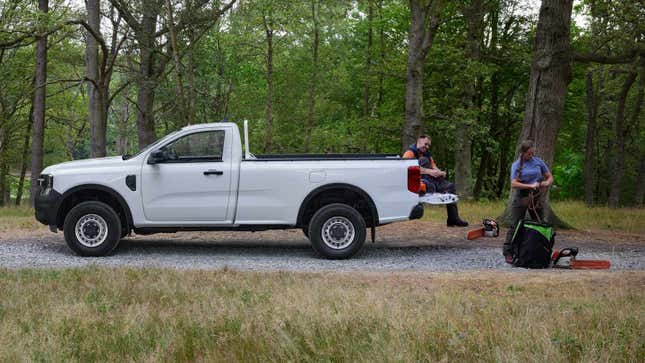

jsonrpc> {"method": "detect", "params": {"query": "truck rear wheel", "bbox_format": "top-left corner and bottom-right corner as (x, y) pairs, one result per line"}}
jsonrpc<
(63, 201), (122, 257)
(308, 203), (366, 259)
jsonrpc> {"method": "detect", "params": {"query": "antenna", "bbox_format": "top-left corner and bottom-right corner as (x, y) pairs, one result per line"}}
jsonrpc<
(244, 119), (250, 159)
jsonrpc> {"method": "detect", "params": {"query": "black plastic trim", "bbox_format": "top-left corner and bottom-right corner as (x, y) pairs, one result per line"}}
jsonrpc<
(134, 225), (294, 234)
(126, 175), (136, 191)
(55, 184), (134, 230)
(296, 183), (379, 227)
(35, 189), (62, 227)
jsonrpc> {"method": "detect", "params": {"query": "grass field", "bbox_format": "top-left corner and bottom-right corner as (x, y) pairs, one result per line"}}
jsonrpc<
(0, 268), (643, 361)
(3, 201), (645, 235)
(422, 200), (645, 235)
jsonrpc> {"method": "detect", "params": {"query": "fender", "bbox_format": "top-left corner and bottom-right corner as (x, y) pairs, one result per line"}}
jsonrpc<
(55, 184), (134, 229)
(296, 183), (379, 227)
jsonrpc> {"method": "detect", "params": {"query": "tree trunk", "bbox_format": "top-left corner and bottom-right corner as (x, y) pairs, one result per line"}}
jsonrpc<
(635, 154), (645, 207)
(86, 0), (106, 158)
(263, 15), (274, 153)
(363, 0), (373, 119)
(500, 0), (574, 228)
(401, 0), (442, 152)
(607, 72), (637, 208)
(29, 0), (48, 207)
(15, 109), (32, 206)
(583, 71), (600, 205)
(117, 89), (130, 155)
(135, 0), (158, 149)
(305, 0), (319, 153)
(165, 0), (189, 126)
(456, 0), (484, 198)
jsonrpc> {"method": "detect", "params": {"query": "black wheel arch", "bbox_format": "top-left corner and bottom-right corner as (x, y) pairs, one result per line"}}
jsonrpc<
(55, 184), (134, 232)
(296, 183), (379, 228)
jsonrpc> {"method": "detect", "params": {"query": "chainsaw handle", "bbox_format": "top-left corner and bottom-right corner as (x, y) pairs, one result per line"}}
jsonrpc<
(558, 247), (579, 257)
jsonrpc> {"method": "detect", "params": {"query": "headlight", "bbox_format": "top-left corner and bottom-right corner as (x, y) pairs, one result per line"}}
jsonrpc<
(38, 174), (53, 194)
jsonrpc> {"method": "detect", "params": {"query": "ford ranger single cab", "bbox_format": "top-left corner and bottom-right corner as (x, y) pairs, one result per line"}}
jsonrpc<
(35, 122), (424, 259)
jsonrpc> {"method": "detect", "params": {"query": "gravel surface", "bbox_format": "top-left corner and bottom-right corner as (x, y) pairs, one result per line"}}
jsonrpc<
(1, 222), (643, 272)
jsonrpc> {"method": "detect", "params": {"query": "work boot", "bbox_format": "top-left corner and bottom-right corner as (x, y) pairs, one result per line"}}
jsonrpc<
(446, 203), (469, 227)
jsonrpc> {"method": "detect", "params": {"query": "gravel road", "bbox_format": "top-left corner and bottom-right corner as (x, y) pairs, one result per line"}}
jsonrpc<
(1, 222), (643, 271)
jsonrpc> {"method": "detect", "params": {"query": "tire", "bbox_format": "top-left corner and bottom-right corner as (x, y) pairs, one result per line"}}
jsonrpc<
(63, 201), (122, 257)
(308, 203), (366, 259)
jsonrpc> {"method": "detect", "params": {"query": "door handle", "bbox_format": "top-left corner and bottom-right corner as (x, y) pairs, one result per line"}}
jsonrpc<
(203, 170), (224, 176)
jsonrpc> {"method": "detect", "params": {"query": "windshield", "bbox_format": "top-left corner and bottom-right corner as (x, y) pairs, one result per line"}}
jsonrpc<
(125, 130), (181, 159)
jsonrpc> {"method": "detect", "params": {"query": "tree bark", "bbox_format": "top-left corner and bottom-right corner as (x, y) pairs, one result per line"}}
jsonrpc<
(500, 0), (574, 228)
(117, 88), (130, 155)
(607, 72), (637, 208)
(15, 107), (32, 206)
(635, 153), (645, 207)
(165, 0), (190, 126)
(86, 0), (106, 158)
(305, 0), (319, 153)
(29, 0), (48, 207)
(363, 0), (373, 119)
(262, 14), (274, 153)
(135, 0), (159, 149)
(631, 68), (645, 206)
(401, 0), (442, 152)
(583, 70), (601, 205)
(456, 0), (484, 198)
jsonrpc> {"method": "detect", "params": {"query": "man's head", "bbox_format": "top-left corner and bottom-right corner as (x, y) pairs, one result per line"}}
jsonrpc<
(416, 135), (431, 153)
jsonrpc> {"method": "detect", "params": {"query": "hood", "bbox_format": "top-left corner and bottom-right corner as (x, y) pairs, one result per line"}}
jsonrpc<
(42, 156), (128, 174)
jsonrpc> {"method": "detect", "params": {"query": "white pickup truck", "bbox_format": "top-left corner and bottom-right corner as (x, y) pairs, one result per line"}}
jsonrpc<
(35, 122), (426, 259)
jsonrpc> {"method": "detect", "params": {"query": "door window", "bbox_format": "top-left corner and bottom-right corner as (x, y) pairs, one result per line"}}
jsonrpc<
(163, 130), (225, 162)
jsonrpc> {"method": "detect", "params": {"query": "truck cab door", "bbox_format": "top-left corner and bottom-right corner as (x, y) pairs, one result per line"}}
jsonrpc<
(141, 129), (234, 223)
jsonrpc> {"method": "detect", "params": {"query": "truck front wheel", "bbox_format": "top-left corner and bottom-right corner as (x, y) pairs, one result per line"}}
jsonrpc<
(308, 203), (366, 259)
(63, 201), (122, 257)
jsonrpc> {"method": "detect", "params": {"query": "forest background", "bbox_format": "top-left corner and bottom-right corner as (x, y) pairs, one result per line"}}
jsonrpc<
(0, 0), (643, 209)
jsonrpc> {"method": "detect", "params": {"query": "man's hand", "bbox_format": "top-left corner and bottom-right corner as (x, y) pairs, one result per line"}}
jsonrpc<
(427, 169), (445, 178)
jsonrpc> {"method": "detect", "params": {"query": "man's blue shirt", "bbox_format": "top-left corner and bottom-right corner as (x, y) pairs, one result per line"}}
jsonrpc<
(510, 157), (549, 184)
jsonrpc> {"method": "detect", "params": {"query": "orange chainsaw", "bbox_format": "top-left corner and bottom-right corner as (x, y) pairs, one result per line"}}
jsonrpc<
(551, 247), (611, 269)
(467, 219), (499, 240)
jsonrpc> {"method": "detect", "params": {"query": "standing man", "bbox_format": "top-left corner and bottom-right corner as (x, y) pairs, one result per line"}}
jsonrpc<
(403, 135), (469, 227)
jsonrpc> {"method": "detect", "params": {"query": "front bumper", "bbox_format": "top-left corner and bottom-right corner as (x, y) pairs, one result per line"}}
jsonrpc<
(35, 188), (62, 228)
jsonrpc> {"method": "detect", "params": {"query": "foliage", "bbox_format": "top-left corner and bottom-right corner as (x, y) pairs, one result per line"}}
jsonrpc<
(0, 0), (643, 206)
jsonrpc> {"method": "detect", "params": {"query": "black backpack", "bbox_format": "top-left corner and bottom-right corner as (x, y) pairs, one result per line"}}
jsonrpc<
(510, 220), (555, 268)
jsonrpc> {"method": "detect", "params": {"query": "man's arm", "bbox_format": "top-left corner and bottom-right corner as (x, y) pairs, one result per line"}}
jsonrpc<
(424, 157), (445, 178)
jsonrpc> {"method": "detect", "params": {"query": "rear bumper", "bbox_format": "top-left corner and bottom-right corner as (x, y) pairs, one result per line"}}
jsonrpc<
(35, 189), (61, 228)
(409, 203), (424, 220)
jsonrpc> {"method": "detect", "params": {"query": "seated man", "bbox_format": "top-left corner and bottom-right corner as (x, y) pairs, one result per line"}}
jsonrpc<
(403, 135), (469, 227)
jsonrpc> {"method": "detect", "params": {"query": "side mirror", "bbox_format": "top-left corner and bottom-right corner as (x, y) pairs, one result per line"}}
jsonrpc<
(148, 149), (168, 164)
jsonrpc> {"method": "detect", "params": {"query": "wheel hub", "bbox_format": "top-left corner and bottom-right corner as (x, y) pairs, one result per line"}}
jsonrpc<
(75, 214), (108, 247)
(321, 216), (355, 250)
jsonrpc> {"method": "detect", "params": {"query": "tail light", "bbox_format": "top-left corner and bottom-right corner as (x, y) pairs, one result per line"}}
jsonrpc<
(407, 166), (420, 193)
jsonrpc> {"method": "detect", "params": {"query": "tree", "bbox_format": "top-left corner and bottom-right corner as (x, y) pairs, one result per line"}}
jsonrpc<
(304, 0), (320, 152)
(500, 0), (574, 227)
(400, 0), (443, 151)
(109, 0), (235, 148)
(29, 0), (49, 206)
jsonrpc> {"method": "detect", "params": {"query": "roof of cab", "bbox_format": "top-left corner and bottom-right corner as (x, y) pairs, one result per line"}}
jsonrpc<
(181, 122), (236, 131)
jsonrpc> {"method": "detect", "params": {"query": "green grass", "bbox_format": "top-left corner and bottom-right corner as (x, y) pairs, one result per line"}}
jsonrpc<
(0, 268), (642, 362)
(422, 200), (645, 235)
(0, 205), (40, 232)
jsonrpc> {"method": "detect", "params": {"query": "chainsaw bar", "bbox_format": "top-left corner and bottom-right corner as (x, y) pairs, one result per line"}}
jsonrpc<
(570, 259), (611, 269)
(466, 228), (485, 240)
